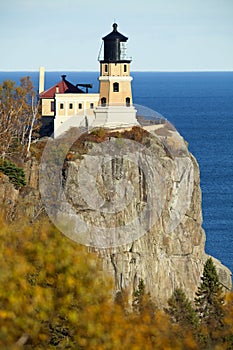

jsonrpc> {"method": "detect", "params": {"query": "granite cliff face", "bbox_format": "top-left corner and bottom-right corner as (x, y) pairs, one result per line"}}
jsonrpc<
(61, 124), (232, 306)
(0, 124), (231, 307)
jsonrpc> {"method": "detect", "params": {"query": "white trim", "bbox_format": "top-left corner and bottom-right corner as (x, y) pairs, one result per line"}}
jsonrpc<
(99, 76), (133, 82)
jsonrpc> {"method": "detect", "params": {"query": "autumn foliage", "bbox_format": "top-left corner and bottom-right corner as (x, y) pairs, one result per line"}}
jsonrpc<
(0, 77), (41, 160)
(0, 216), (232, 349)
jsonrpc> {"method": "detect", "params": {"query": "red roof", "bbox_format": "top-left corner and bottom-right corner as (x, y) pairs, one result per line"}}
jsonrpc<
(40, 75), (84, 98)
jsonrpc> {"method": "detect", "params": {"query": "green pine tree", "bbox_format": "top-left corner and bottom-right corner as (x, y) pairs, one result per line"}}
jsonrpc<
(195, 257), (225, 346)
(0, 159), (26, 189)
(166, 288), (199, 330)
(132, 278), (145, 313)
(132, 278), (156, 315)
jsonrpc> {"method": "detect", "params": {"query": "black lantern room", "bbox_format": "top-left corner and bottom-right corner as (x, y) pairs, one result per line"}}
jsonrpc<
(100, 23), (131, 63)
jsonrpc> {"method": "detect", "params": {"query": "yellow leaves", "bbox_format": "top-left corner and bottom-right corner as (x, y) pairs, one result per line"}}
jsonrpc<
(0, 309), (15, 320)
(183, 332), (200, 350)
(66, 275), (76, 288)
(0, 77), (41, 159)
(67, 310), (79, 324)
(0, 216), (116, 347)
(0, 215), (232, 349)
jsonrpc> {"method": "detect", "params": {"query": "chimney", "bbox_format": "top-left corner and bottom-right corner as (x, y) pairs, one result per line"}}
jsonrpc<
(39, 66), (45, 93)
(56, 85), (59, 93)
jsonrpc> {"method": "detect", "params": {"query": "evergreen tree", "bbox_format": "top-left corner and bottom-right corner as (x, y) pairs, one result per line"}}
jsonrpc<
(132, 278), (156, 315)
(0, 159), (26, 189)
(132, 278), (146, 313)
(166, 288), (199, 330)
(195, 257), (225, 345)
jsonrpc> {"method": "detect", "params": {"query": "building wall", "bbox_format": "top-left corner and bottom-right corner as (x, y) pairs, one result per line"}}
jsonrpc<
(55, 93), (99, 117)
(100, 62), (130, 77)
(41, 98), (55, 117)
(99, 62), (133, 106)
(99, 76), (133, 106)
(53, 93), (99, 137)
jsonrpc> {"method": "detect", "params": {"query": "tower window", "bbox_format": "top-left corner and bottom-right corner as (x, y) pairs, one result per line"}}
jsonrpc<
(101, 97), (106, 107)
(113, 82), (119, 92)
(69, 103), (73, 109)
(60, 103), (64, 109)
(78, 103), (82, 109)
(90, 103), (94, 109)
(124, 64), (127, 73)
(104, 64), (108, 73)
(126, 97), (130, 107)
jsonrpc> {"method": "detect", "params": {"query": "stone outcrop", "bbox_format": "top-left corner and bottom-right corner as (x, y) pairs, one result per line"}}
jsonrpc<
(0, 124), (232, 307)
(0, 172), (19, 220)
(61, 124), (232, 306)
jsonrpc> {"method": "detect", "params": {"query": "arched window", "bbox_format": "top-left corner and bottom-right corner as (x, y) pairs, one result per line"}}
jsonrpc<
(113, 82), (119, 92)
(101, 97), (106, 107)
(126, 97), (130, 107)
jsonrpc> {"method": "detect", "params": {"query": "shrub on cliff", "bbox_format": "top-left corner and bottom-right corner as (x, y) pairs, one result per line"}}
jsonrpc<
(0, 159), (26, 189)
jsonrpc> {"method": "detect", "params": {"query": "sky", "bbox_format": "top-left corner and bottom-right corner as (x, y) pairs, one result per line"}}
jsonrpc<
(1, 0), (233, 71)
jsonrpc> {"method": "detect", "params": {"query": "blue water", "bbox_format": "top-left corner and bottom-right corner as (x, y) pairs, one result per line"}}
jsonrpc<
(1, 71), (233, 276)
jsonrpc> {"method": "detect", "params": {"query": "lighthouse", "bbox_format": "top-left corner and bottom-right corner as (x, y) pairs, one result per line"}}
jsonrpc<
(93, 23), (138, 128)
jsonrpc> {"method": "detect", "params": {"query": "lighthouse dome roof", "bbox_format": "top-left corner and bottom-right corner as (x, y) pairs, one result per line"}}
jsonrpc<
(102, 23), (128, 42)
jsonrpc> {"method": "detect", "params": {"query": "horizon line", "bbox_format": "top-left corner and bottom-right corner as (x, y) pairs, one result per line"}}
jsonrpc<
(1, 69), (233, 73)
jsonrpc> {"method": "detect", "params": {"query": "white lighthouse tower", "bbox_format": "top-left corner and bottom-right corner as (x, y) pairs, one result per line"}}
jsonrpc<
(93, 23), (138, 128)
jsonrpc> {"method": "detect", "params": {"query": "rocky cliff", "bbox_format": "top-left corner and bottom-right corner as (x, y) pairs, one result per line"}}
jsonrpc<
(62, 124), (232, 306)
(0, 124), (232, 307)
